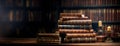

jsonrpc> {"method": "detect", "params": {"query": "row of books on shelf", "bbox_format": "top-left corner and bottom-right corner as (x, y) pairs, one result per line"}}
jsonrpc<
(62, 0), (119, 7)
(8, 10), (42, 22)
(9, 10), (24, 22)
(2, 0), (120, 8)
(1, 0), (45, 8)
(103, 25), (120, 32)
(63, 9), (120, 22)
(0, 0), (24, 7)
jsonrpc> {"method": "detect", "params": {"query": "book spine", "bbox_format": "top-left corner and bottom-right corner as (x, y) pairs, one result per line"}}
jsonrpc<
(26, 0), (30, 7)
(59, 29), (93, 33)
(66, 33), (96, 38)
(9, 10), (13, 22)
(64, 37), (96, 43)
(59, 20), (92, 25)
(58, 25), (92, 29)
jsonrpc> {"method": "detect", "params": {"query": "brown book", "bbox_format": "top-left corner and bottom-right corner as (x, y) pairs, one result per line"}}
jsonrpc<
(5, 0), (13, 7)
(103, 9), (105, 21)
(59, 29), (93, 33)
(16, 10), (23, 21)
(98, 0), (101, 6)
(28, 11), (34, 21)
(89, 10), (93, 20)
(16, 11), (19, 21)
(107, 9), (109, 22)
(111, 9), (113, 22)
(38, 33), (59, 38)
(64, 37), (96, 43)
(66, 33), (96, 38)
(110, 9), (111, 22)
(16, 0), (23, 7)
(105, 9), (107, 22)
(60, 13), (83, 18)
(61, 17), (89, 21)
(118, 10), (120, 22)
(9, 10), (13, 22)
(75, 0), (79, 6)
(26, 0), (30, 7)
(115, 0), (117, 5)
(38, 33), (60, 44)
(59, 19), (92, 25)
(116, 10), (118, 21)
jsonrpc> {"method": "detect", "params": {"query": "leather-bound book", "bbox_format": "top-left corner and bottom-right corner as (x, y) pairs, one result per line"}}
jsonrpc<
(59, 20), (92, 25)
(58, 25), (92, 29)
(59, 29), (93, 33)
(61, 16), (89, 21)
(66, 33), (96, 38)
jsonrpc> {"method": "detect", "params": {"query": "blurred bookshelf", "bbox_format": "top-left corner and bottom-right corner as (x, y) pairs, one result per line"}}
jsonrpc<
(0, 0), (61, 37)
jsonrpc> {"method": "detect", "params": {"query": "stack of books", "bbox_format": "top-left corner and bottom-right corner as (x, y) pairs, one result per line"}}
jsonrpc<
(58, 13), (96, 43)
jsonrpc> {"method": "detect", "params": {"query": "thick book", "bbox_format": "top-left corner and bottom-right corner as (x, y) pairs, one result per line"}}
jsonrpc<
(9, 10), (13, 22)
(37, 33), (60, 44)
(59, 17), (89, 21)
(60, 13), (83, 18)
(58, 25), (92, 29)
(38, 33), (59, 37)
(59, 20), (92, 25)
(15, 10), (23, 21)
(16, 0), (23, 7)
(64, 37), (96, 43)
(59, 29), (94, 33)
(66, 33), (96, 38)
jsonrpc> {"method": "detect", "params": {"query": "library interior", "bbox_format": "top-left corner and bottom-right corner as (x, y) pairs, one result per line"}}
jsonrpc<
(0, 0), (120, 46)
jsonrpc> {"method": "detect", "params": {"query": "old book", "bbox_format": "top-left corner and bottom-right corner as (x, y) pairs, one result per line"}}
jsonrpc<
(16, 0), (23, 7)
(103, 9), (106, 22)
(111, 9), (114, 22)
(64, 37), (96, 43)
(60, 17), (89, 21)
(38, 33), (59, 37)
(66, 33), (96, 38)
(37, 33), (60, 44)
(16, 10), (24, 21)
(28, 11), (34, 21)
(9, 10), (13, 22)
(26, 0), (30, 7)
(59, 29), (94, 33)
(60, 13), (83, 18)
(5, 0), (13, 7)
(59, 20), (92, 25)
(58, 25), (92, 29)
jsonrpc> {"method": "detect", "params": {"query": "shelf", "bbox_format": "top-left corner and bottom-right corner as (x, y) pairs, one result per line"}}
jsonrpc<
(92, 21), (120, 25)
(61, 5), (120, 10)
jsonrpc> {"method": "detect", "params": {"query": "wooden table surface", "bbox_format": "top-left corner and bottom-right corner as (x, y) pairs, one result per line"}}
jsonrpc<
(0, 38), (119, 46)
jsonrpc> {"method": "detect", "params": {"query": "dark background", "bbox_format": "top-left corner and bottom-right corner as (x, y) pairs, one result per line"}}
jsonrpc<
(0, 0), (61, 38)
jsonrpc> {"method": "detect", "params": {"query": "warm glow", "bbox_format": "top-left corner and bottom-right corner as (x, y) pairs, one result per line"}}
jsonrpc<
(98, 20), (102, 27)
(107, 26), (111, 32)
